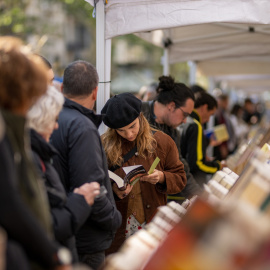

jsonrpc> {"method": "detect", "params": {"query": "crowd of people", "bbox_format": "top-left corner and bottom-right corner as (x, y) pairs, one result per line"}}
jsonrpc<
(0, 36), (260, 270)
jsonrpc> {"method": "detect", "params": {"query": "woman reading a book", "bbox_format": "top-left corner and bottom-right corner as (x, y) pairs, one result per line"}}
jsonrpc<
(101, 93), (186, 253)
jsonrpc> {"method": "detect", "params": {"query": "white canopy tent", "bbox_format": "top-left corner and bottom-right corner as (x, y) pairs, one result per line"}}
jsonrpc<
(212, 74), (270, 94)
(85, 0), (270, 132)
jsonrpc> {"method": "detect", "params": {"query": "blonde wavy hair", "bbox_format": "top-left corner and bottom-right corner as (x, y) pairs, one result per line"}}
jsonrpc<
(102, 113), (157, 168)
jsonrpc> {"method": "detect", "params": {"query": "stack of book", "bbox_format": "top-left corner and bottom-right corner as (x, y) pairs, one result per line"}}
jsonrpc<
(101, 127), (270, 270)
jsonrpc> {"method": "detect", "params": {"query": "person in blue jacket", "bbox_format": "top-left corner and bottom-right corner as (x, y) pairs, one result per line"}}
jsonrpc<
(50, 60), (122, 270)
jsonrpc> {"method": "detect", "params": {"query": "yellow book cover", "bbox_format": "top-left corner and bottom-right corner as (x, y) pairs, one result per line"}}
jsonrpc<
(261, 143), (270, 158)
(214, 124), (229, 142)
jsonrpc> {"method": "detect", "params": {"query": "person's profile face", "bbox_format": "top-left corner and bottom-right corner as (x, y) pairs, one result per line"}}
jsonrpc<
(166, 98), (194, 128)
(116, 118), (140, 142)
(47, 68), (55, 85)
(202, 106), (216, 124)
(42, 114), (59, 142)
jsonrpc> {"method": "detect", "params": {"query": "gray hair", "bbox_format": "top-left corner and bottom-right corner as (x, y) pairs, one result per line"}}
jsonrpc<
(27, 86), (64, 134)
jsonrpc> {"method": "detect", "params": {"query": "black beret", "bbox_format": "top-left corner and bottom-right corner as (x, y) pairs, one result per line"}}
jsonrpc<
(101, 93), (142, 129)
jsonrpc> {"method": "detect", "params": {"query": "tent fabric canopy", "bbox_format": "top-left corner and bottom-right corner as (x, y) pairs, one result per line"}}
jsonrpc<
(85, 0), (270, 103)
(197, 60), (270, 76)
(86, 0), (270, 39)
(86, 0), (270, 76)
(212, 74), (270, 93)
(137, 23), (270, 75)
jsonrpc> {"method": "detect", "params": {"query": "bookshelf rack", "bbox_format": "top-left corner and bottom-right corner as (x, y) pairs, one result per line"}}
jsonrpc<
(101, 126), (270, 270)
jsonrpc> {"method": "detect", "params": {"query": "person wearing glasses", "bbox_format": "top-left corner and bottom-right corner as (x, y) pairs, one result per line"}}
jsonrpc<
(180, 91), (226, 187)
(141, 75), (202, 203)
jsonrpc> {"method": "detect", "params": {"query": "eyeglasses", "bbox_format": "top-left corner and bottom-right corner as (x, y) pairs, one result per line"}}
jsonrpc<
(179, 107), (190, 119)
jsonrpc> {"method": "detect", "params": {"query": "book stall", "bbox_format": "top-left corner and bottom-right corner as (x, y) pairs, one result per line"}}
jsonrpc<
(101, 125), (270, 270)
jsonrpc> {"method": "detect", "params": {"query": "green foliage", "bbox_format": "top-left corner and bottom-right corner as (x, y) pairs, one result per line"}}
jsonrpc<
(170, 62), (190, 85)
(0, 0), (95, 37)
(49, 0), (95, 26)
(0, 2), (29, 37)
(115, 34), (158, 53)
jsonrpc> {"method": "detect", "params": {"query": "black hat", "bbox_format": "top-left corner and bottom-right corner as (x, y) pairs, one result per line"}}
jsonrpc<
(101, 93), (142, 129)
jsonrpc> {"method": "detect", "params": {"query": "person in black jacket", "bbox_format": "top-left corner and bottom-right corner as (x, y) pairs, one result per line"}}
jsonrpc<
(0, 36), (72, 270)
(27, 86), (101, 262)
(141, 76), (202, 203)
(50, 60), (122, 270)
(180, 91), (226, 187)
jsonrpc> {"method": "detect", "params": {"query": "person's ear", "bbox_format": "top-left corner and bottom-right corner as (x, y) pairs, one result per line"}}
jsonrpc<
(60, 83), (64, 93)
(92, 86), (98, 101)
(202, 104), (208, 112)
(167, 101), (175, 111)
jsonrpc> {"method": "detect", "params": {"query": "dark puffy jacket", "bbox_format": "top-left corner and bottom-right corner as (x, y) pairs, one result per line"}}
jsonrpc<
(0, 110), (58, 269)
(50, 98), (122, 254)
(30, 129), (92, 260)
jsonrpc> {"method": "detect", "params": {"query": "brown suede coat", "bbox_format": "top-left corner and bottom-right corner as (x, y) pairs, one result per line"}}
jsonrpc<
(106, 130), (186, 254)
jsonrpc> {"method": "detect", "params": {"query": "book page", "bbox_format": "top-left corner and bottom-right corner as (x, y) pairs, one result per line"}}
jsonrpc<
(123, 165), (144, 174)
(108, 170), (125, 188)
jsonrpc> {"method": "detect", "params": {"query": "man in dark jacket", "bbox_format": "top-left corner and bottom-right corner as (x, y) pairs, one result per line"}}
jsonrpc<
(180, 91), (225, 187)
(141, 76), (202, 203)
(51, 60), (122, 270)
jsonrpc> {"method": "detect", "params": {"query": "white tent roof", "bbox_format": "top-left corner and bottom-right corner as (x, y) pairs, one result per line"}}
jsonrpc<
(85, 0), (270, 123)
(87, 0), (270, 39)
(138, 23), (270, 62)
(86, 0), (270, 75)
(213, 74), (270, 93)
(197, 59), (270, 76)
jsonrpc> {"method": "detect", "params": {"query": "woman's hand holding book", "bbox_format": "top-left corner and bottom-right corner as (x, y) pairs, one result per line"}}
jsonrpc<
(140, 169), (165, 185)
(112, 182), (133, 199)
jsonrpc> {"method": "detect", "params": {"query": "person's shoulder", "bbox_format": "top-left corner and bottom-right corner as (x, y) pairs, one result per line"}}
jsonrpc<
(181, 119), (198, 137)
(60, 107), (97, 131)
(154, 130), (168, 139)
(154, 130), (175, 147)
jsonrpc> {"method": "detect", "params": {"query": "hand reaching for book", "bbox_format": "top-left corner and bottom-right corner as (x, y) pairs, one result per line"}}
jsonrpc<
(112, 182), (133, 199)
(220, 160), (227, 169)
(209, 135), (222, 147)
(140, 169), (165, 185)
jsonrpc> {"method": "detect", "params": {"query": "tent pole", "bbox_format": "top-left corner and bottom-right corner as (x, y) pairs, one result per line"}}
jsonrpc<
(162, 48), (170, 75)
(96, 0), (111, 134)
(104, 38), (111, 104)
(206, 76), (215, 157)
(188, 61), (197, 86)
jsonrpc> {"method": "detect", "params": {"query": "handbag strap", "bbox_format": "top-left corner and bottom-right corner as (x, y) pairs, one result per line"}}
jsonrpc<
(109, 130), (157, 172)
(109, 145), (138, 172)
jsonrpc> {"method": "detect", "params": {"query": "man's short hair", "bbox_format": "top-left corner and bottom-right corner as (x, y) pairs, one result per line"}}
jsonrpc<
(194, 91), (217, 110)
(63, 60), (99, 97)
(38, 55), (52, 69)
(190, 84), (206, 94)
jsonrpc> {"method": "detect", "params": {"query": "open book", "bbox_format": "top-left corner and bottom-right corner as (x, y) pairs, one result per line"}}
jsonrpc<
(204, 124), (229, 142)
(109, 157), (160, 190)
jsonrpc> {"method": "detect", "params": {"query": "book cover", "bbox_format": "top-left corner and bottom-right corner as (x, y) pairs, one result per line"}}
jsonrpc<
(204, 124), (229, 142)
(108, 157), (160, 190)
